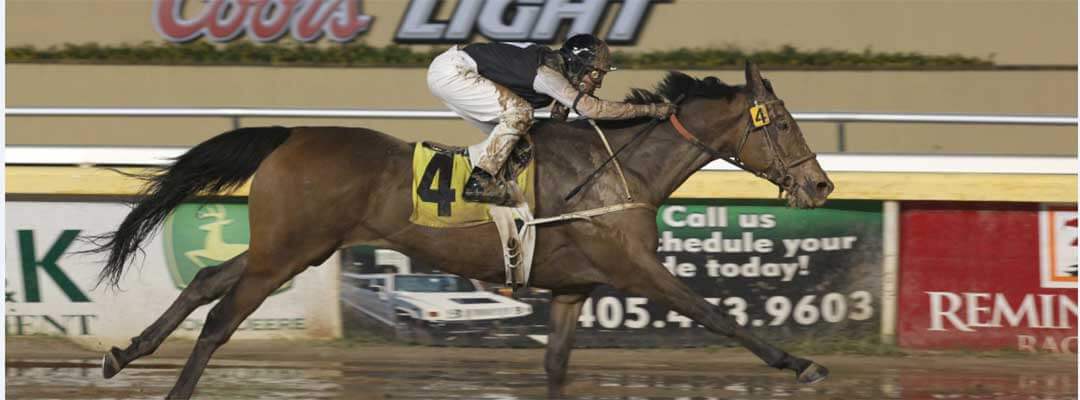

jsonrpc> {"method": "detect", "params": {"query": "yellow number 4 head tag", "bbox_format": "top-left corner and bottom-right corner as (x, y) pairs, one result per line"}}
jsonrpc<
(749, 104), (770, 127)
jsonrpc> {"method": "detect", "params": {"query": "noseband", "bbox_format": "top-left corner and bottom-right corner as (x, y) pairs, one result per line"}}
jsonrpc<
(669, 99), (817, 196)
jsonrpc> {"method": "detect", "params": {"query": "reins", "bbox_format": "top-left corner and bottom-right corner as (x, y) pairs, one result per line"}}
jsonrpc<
(564, 94), (686, 201)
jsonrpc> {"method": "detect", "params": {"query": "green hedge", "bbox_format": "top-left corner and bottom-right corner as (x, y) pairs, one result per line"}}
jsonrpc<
(7, 42), (993, 69)
(613, 45), (993, 69)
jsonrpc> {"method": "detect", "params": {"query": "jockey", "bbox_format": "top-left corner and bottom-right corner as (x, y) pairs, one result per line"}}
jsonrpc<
(427, 34), (677, 206)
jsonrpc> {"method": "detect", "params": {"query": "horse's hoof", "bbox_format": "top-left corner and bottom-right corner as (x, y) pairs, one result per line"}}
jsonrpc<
(796, 362), (829, 385)
(102, 347), (124, 379)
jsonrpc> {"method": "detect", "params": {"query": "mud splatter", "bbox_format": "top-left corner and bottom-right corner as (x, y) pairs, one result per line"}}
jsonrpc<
(7, 357), (1077, 399)
(7, 339), (1076, 400)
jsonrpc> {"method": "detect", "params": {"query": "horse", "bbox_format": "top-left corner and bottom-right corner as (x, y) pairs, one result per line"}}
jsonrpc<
(90, 61), (834, 399)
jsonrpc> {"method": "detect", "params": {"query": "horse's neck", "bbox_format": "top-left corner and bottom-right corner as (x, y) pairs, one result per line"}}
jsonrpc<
(537, 119), (713, 206)
(620, 123), (714, 203)
(615, 103), (747, 203)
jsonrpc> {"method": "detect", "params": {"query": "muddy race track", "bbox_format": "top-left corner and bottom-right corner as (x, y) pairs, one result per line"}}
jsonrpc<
(6, 337), (1077, 400)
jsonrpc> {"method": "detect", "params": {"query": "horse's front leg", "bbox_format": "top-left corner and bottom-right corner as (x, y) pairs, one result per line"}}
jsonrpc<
(582, 220), (828, 384)
(544, 290), (590, 399)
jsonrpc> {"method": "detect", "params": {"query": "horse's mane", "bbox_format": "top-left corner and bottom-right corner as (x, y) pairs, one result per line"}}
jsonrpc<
(591, 71), (743, 129)
(624, 71), (742, 105)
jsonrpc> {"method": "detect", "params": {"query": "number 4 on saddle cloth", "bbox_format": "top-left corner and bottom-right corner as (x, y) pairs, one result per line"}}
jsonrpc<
(411, 139), (535, 227)
(410, 139), (537, 287)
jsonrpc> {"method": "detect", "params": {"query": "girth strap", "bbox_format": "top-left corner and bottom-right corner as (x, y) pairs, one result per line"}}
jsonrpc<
(524, 202), (656, 227)
(504, 202), (657, 289)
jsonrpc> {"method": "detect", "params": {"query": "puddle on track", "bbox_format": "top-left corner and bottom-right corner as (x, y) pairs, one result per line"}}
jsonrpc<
(7, 357), (1078, 400)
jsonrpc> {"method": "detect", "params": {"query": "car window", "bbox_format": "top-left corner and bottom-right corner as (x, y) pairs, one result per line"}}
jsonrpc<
(358, 278), (385, 291)
(394, 276), (476, 293)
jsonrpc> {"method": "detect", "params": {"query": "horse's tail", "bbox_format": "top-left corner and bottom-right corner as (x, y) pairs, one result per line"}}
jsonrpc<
(89, 126), (292, 288)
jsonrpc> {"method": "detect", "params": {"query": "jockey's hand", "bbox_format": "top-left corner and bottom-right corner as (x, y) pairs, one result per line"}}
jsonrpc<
(650, 103), (677, 120)
(550, 103), (570, 122)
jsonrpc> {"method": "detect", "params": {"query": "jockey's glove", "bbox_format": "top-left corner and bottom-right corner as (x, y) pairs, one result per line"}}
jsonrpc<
(550, 103), (571, 122)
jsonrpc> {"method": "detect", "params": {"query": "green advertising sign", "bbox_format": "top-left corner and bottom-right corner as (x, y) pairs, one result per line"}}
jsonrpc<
(575, 199), (884, 346)
(163, 203), (291, 294)
(656, 200), (883, 282)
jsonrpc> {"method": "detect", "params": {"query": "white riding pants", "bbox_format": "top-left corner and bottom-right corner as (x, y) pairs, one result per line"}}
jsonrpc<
(426, 46), (534, 174)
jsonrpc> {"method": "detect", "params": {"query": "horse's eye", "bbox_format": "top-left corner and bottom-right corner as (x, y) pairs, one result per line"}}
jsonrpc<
(778, 119), (790, 130)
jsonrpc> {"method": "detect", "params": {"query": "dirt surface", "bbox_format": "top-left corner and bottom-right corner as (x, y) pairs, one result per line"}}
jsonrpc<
(7, 336), (1078, 399)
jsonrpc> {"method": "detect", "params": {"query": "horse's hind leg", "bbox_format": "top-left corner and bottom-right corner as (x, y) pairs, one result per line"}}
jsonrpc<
(604, 243), (826, 384)
(545, 291), (589, 399)
(103, 252), (248, 379)
(165, 246), (321, 399)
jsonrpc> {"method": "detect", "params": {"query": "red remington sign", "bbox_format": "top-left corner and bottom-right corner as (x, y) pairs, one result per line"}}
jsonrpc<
(153, 0), (373, 43)
(898, 202), (1078, 353)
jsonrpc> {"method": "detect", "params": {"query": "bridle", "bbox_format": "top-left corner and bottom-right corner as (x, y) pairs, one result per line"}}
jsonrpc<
(564, 93), (816, 202)
(669, 98), (818, 197)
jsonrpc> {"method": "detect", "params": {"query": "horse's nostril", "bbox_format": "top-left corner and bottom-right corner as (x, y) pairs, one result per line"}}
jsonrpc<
(816, 181), (833, 196)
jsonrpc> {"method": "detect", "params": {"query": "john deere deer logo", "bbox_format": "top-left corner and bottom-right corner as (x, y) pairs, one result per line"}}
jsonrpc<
(164, 203), (292, 294)
(185, 205), (247, 268)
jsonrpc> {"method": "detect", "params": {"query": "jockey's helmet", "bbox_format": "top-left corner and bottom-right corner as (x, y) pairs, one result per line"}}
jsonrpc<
(559, 34), (615, 88)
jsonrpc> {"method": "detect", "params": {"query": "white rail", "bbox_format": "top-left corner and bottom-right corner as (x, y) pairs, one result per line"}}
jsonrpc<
(7, 107), (1078, 125)
(6, 145), (1075, 175)
(7, 107), (1076, 157)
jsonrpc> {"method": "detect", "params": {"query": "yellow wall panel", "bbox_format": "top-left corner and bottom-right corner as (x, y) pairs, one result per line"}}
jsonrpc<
(7, 166), (1075, 203)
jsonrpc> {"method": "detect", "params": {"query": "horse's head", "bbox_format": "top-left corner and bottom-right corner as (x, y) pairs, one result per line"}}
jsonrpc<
(670, 62), (834, 208)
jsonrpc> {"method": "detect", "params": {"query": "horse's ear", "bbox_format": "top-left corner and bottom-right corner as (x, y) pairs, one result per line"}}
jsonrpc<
(744, 59), (765, 96)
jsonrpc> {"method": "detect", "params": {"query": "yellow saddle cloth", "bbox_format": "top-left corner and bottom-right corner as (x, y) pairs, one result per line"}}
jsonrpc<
(410, 142), (535, 228)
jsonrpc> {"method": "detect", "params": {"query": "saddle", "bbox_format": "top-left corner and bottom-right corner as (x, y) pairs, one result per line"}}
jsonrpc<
(420, 141), (465, 154)
(410, 138), (534, 227)
(410, 138), (537, 287)
(423, 139), (532, 183)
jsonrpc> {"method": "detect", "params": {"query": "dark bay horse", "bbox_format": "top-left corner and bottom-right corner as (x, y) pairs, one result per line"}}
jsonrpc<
(92, 61), (834, 399)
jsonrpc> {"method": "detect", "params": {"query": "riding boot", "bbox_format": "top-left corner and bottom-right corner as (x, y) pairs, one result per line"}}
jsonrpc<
(463, 167), (517, 206)
(466, 93), (532, 207)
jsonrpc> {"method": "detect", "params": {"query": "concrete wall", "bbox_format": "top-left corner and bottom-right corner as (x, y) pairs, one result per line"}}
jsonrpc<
(7, 64), (1076, 155)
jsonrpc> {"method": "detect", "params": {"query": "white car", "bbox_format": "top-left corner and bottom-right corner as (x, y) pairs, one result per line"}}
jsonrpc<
(342, 273), (533, 332)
